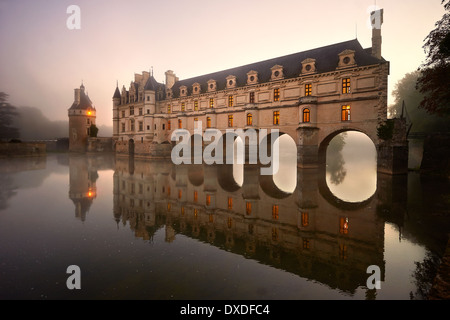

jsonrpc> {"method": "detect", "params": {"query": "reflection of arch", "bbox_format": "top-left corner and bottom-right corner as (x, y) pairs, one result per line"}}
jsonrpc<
(129, 139), (135, 155)
(317, 166), (375, 210)
(217, 165), (241, 192)
(318, 128), (376, 165)
(188, 165), (204, 186)
(259, 174), (292, 199)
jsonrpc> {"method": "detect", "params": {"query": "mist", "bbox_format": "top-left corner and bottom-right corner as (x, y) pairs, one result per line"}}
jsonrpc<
(13, 106), (112, 141)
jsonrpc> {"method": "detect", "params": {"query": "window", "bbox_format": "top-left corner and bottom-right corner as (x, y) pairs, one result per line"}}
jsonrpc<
(339, 217), (349, 234)
(209, 214), (214, 223)
(249, 92), (255, 103)
(139, 108), (143, 116)
(209, 98), (214, 108)
(272, 205), (279, 220)
(246, 202), (252, 215)
(178, 189), (182, 199)
(147, 109), (150, 114)
(341, 105), (351, 121)
(194, 117), (198, 123)
(227, 217), (232, 229)
(339, 244), (348, 260)
(194, 191), (198, 202)
(167, 203), (171, 212)
(147, 96), (150, 101)
(272, 227), (278, 241)
(273, 111), (280, 125)
(162, 124), (165, 130)
(167, 187), (171, 196)
(87, 118), (90, 125)
(342, 78), (351, 94)
(130, 119), (135, 131)
(206, 195), (211, 206)
(228, 95), (233, 107)
(130, 106), (134, 115)
(178, 119), (182, 129)
(303, 239), (310, 249)
(138, 121), (143, 132)
(168, 121), (171, 130)
(181, 103), (185, 111)
(147, 125), (150, 130)
(194, 100), (198, 111)
(274, 88), (280, 101)
(228, 115), (233, 127)
(206, 117), (211, 128)
(301, 212), (309, 227)
(167, 105), (171, 114)
(181, 206), (185, 216)
(194, 209), (198, 219)
(121, 123), (125, 132)
(303, 108), (310, 123)
(305, 83), (312, 96)
(228, 197), (233, 210)
(246, 113), (253, 126)
(121, 110), (125, 118)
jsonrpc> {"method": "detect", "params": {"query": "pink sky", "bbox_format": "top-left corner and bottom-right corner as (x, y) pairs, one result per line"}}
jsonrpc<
(0, 0), (446, 127)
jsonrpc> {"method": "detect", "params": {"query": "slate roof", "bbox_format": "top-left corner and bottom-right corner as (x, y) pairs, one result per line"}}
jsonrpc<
(169, 39), (384, 99)
(113, 86), (121, 99)
(70, 87), (94, 110)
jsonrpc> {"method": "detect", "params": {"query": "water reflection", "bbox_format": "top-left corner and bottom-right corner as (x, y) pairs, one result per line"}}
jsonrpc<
(112, 156), (387, 295)
(326, 132), (377, 203)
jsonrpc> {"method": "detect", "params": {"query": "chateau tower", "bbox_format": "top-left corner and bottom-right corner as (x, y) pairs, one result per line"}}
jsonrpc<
(68, 83), (96, 152)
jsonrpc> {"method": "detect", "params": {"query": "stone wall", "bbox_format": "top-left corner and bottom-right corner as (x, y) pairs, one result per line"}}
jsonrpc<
(0, 142), (46, 158)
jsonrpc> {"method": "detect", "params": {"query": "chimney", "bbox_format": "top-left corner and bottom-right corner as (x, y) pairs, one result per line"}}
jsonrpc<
(165, 70), (177, 89)
(371, 9), (384, 59)
(74, 88), (81, 103)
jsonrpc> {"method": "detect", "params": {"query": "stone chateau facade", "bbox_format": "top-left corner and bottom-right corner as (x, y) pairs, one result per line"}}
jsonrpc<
(112, 10), (399, 170)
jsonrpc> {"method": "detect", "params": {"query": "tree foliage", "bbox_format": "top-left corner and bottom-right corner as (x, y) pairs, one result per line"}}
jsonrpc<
(89, 124), (99, 138)
(0, 92), (20, 141)
(391, 71), (449, 133)
(416, 0), (450, 117)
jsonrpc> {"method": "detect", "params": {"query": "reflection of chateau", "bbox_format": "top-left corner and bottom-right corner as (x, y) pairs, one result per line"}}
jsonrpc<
(113, 158), (389, 294)
(68, 154), (114, 221)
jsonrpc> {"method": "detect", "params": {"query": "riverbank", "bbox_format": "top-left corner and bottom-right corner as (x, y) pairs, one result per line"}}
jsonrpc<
(429, 236), (450, 300)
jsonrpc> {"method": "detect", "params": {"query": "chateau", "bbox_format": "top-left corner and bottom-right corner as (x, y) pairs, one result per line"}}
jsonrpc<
(112, 10), (401, 171)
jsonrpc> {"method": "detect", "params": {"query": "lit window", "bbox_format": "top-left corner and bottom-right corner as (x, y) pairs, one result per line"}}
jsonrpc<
(167, 203), (171, 212)
(206, 117), (211, 128)
(206, 195), (211, 206)
(181, 206), (185, 215)
(178, 189), (182, 199)
(249, 92), (255, 103)
(340, 217), (349, 234)
(305, 83), (312, 96)
(341, 105), (351, 121)
(209, 98), (214, 108)
(194, 209), (198, 219)
(167, 105), (171, 114)
(228, 115), (233, 127)
(303, 108), (310, 123)
(178, 119), (182, 129)
(301, 212), (309, 227)
(272, 205), (279, 220)
(228, 197), (233, 210)
(273, 111), (280, 125)
(228, 95), (234, 107)
(168, 121), (171, 130)
(194, 117), (198, 123)
(194, 100), (198, 111)
(246, 202), (252, 215)
(181, 103), (185, 111)
(342, 78), (351, 94)
(303, 238), (310, 249)
(246, 113), (253, 126)
(227, 217), (232, 228)
(194, 191), (198, 202)
(167, 187), (171, 196)
(274, 88), (280, 101)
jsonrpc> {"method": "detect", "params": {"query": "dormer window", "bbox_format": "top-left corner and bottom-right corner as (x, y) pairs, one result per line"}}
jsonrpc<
(271, 65), (284, 80)
(301, 58), (317, 74)
(226, 75), (236, 89)
(192, 83), (201, 95)
(338, 50), (356, 69)
(207, 79), (216, 92)
(166, 88), (172, 98)
(247, 70), (258, 85)
(180, 85), (187, 97)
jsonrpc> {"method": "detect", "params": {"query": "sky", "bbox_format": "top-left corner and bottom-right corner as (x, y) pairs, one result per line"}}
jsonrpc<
(0, 0), (446, 127)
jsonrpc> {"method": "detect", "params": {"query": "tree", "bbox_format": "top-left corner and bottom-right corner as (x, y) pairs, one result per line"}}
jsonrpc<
(0, 92), (20, 141)
(416, 0), (450, 117)
(89, 124), (98, 138)
(391, 71), (449, 133)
